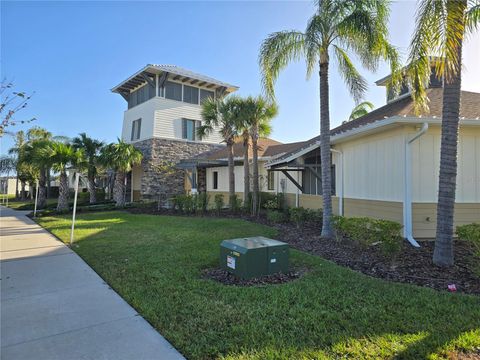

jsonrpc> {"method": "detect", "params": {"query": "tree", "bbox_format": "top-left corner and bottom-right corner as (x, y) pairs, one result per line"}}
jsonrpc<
(237, 96), (278, 216)
(100, 139), (142, 207)
(72, 133), (104, 204)
(407, 0), (479, 266)
(197, 96), (241, 209)
(42, 142), (84, 212)
(24, 127), (53, 208)
(0, 80), (36, 136)
(260, 0), (400, 238)
(348, 101), (374, 121)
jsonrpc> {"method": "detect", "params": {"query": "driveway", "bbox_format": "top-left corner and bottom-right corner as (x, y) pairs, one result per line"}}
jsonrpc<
(0, 206), (185, 360)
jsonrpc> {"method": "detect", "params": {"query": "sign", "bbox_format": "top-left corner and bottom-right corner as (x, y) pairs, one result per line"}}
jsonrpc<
(227, 255), (236, 269)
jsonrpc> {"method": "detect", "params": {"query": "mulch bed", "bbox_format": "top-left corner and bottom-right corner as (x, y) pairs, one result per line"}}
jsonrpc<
(202, 267), (308, 286)
(128, 206), (480, 295)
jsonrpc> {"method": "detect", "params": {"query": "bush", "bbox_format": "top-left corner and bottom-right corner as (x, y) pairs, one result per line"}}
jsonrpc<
(332, 216), (403, 258)
(76, 188), (106, 204)
(267, 210), (287, 223)
(230, 194), (242, 213)
(289, 207), (308, 228)
(457, 223), (480, 276)
(196, 193), (209, 214)
(214, 194), (224, 214)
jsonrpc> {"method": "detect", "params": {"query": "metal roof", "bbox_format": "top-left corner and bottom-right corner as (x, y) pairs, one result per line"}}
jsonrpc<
(111, 64), (239, 94)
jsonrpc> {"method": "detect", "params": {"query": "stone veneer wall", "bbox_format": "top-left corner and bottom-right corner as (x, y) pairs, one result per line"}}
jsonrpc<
(134, 138), (221, 200)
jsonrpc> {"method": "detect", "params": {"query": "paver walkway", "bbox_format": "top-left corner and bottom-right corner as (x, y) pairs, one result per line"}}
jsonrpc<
(0, 206), (185, 360)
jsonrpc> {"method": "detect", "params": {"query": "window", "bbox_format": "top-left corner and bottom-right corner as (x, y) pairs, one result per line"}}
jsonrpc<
(165, 81), (182, 101)
(130, 119), (142, 141)
(213, 171), (218, 189)
(267, 170), (274, 190)
(182, 119), (201, 141)
(183, 85), (199, 104)
(200, 89), (215, 103)
(128, 83), (154, 109)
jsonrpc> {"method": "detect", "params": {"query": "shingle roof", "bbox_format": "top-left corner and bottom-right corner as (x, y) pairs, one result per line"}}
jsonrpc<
(270, 89), (480, 165)
(200, 138), (283, 161)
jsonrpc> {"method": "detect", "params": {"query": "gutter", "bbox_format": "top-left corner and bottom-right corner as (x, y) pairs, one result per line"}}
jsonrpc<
(330, 149), (344, 216)
(403, 122), (428, 247)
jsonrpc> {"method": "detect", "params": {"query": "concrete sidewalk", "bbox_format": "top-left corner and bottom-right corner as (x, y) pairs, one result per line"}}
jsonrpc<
(0, 206), (185, 360)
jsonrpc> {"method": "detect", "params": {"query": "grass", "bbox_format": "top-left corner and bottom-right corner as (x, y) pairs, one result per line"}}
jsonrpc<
(4, 198), (57, 210)
(37, 212), (480, 360)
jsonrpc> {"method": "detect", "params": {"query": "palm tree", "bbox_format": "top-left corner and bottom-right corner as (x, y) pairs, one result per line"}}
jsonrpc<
(260, 0), (400, 238)
(42, 142), (84, 212)
(25, 127), (53, 208)
(8, 130), (26, 199)
(348, 101), (374, 121)
(237, 96), (277, 216)
(100, 139), (142, 207)
(407, 0), (479, 266)
(197, 96), (240, 209)
(72, 133), (104, 204)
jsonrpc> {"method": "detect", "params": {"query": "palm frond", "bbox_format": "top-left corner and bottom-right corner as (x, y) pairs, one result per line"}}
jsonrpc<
(333, 45), (368, 103)
(466, 0), (480, 32)
(259, 30), (306, 98)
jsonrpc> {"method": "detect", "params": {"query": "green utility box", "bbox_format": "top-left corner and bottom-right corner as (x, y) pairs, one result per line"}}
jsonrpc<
(220, 237), (289, 279)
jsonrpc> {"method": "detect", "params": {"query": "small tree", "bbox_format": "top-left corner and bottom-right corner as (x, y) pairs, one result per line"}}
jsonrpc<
(72, 133), (104, 204)
(100, 139), (143, 207)
(42, 142), (84, 212)
(197, 96), (240, 210)
(237, 96), (277, 216)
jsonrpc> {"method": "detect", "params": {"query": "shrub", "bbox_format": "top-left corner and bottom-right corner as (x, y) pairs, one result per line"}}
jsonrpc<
(289, 207), (308, 228)
(332, 216), (403, 258)
(305, 209), (323, 223)
(196, 192), (209, 214)
(457, 223), (480, 276)
(172, 194), (187, 212)
(183, 194), (196, 214)
(267, 210), (287, 223)
(230, 194), (242, 213)
(214, 194), (224, 214)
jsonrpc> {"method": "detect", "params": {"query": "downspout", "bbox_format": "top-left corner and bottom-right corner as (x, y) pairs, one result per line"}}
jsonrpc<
(404, 122), (428, 247)
(330, 149), (344, 216)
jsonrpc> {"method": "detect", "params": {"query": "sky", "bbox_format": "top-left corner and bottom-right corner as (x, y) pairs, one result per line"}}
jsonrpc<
(1, 0), (479, 153)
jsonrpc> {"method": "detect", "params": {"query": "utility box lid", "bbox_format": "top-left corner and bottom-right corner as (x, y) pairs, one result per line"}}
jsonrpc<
(221, 237), (287, 253)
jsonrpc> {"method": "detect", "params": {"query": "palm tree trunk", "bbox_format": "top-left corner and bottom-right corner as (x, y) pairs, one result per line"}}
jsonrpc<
(113, 171), (126, 207)
(15, 176), (19, 200)
(37, 167), (47, 209)
(243, 138), (250, 207)
(46, 168), (51, 198)
(433, 19), (465, 267)
(57, 171), (69, 212)
(20, 181), (26, 201)
(227, 141), (235, 209)
(251, 128), (260, 216)
(88, 174), (97, 204)
(319, 60), (333, 239)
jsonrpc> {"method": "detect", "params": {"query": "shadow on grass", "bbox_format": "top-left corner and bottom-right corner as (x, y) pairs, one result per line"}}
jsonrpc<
(36, 212), (480, 360)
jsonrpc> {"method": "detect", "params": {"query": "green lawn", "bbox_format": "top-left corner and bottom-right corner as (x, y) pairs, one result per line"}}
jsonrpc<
(37, 212), (480, 360)
(4, 198), (58, 210)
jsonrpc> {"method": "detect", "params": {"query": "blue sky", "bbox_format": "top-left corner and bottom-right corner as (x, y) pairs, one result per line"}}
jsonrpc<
(1, 1), (479, 152)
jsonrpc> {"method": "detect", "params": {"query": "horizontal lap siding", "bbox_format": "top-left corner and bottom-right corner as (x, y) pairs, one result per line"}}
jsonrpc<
(343, 198), (403, 223)
(413, 203), (480, 238)
(153, 98), (222, 144)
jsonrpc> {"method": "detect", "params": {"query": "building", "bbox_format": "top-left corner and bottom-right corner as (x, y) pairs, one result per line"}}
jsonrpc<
(111, 64), (238, 202)
(190, 70), (480, 241)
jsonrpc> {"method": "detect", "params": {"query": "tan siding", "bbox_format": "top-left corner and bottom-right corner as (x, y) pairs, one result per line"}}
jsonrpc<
(343, 198), (404, 223)
(413, 202), (480, 238)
